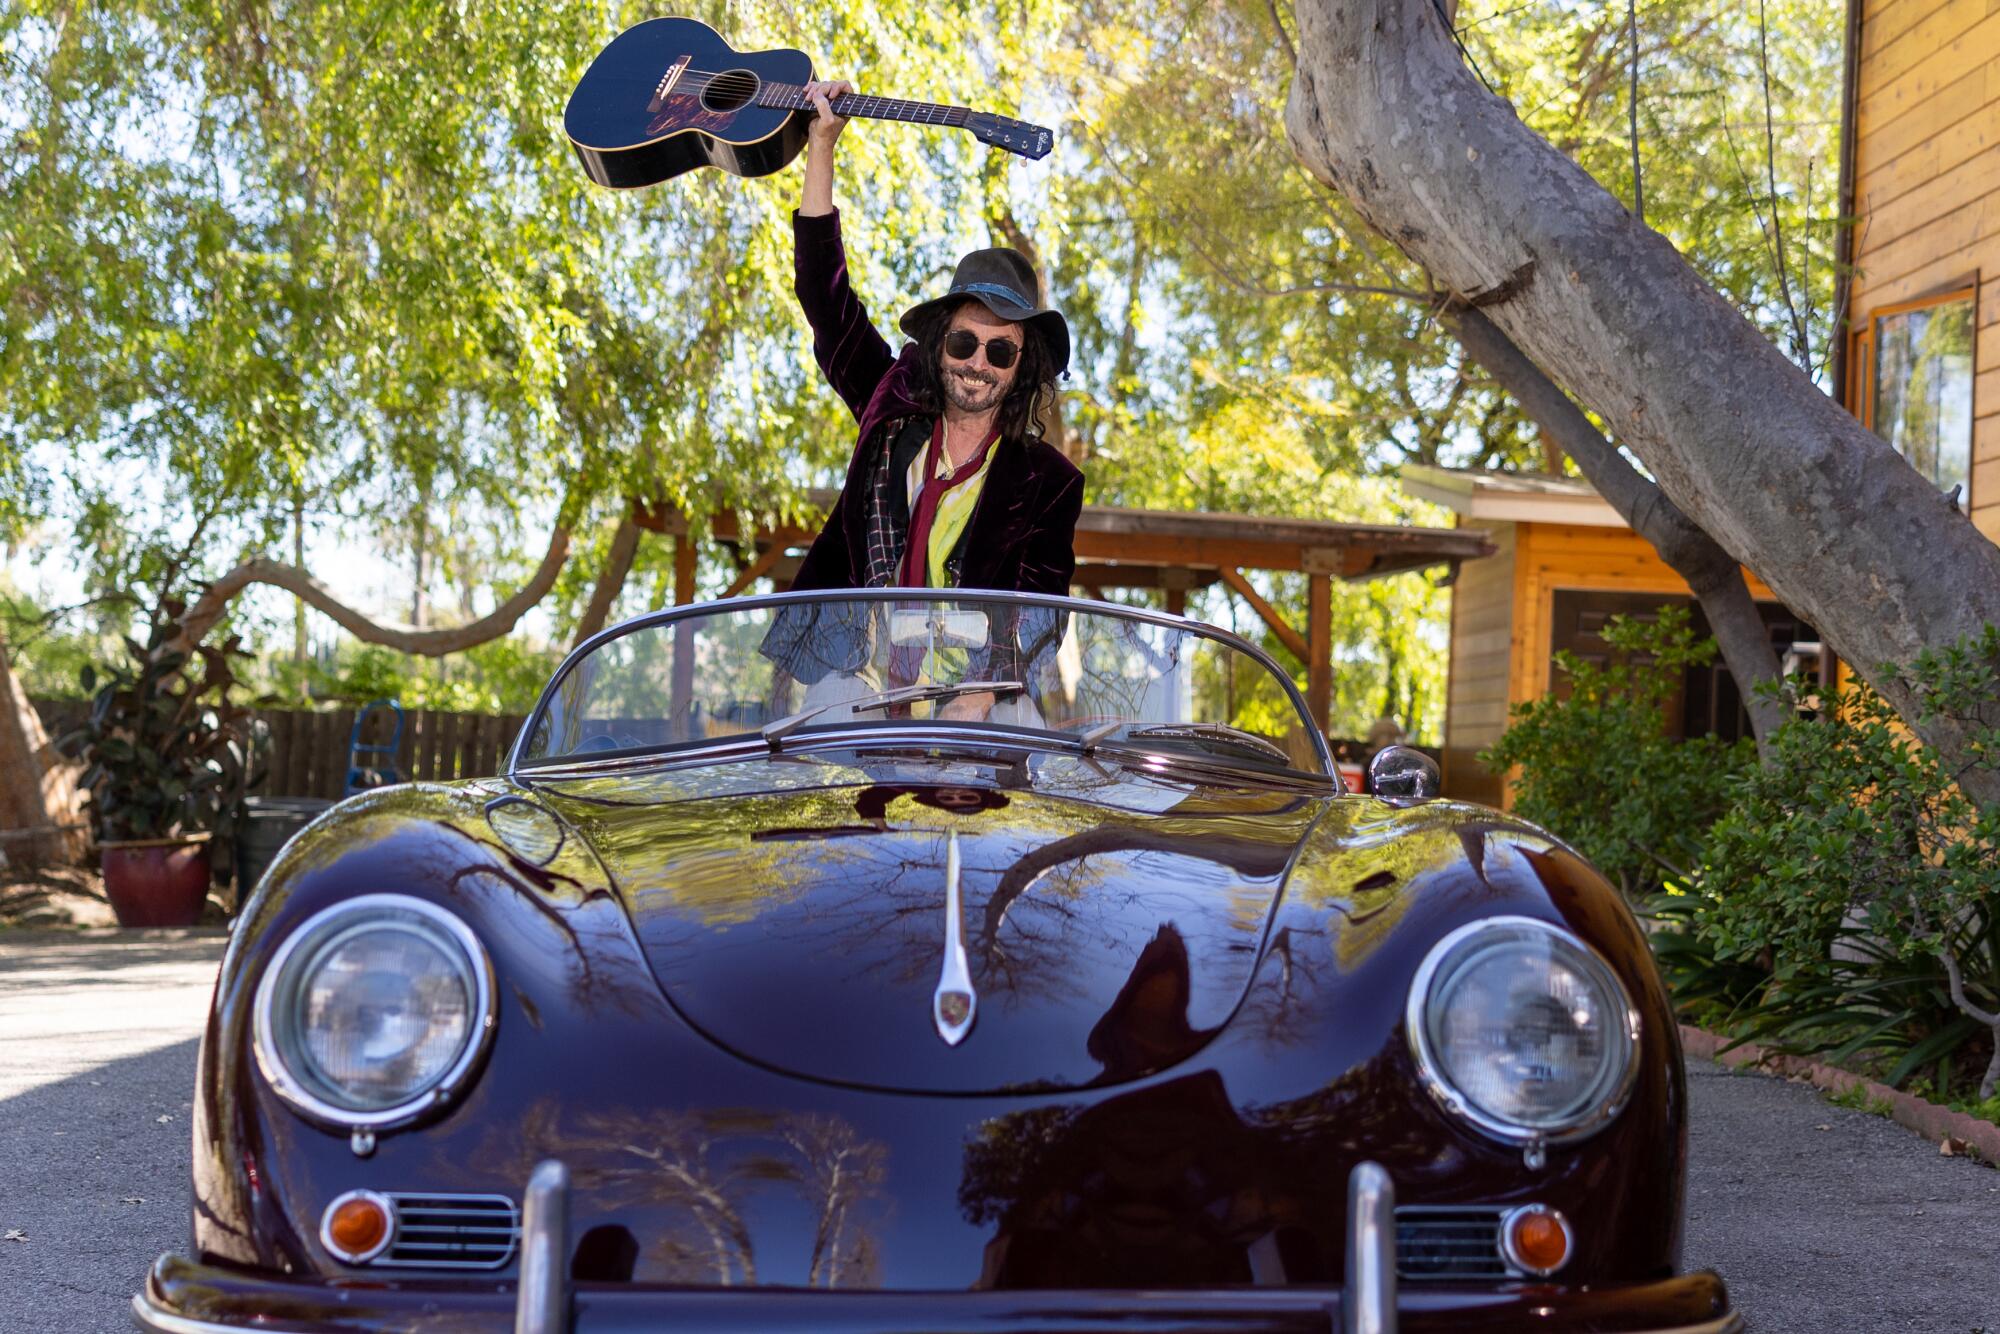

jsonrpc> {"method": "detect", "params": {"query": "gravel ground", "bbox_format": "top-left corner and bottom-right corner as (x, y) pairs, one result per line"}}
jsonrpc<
(1684, 1058), (2000, 1332)
(2, 930), (1998, 1332)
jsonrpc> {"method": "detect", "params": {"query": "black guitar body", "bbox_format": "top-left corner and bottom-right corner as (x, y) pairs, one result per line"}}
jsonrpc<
(565, 18), (812, 189)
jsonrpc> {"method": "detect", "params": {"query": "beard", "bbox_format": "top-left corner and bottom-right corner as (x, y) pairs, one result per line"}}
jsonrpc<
(943, 365), (1006, 414)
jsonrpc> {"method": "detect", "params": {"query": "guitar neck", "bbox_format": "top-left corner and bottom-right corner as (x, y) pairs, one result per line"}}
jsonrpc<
(758, 83), (969, 129)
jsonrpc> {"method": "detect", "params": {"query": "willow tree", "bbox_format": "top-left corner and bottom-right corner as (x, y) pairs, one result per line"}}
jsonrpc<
(0, 0), (1068, 823)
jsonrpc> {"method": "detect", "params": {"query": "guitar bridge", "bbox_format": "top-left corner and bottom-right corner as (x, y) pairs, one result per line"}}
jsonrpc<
(647, 55), (691, 112)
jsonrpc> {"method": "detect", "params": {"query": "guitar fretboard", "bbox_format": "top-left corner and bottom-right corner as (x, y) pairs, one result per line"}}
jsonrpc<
(757, 83), (971, 128)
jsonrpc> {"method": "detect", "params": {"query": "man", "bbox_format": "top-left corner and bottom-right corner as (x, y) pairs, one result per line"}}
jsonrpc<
(788, 78), (1083, 595)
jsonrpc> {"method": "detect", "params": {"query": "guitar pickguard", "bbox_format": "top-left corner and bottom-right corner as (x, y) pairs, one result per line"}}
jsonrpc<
(645, 92), (747, 140)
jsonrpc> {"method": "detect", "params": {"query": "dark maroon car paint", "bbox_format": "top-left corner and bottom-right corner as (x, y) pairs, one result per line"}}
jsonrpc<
(152, 737), (1727, 1330)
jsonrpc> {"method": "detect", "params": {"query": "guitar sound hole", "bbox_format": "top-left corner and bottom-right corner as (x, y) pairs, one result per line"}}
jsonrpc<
(699, 69), (760, 113)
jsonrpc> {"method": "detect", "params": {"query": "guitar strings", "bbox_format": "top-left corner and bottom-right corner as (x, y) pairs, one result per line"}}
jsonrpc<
(665, 67), (972, 120)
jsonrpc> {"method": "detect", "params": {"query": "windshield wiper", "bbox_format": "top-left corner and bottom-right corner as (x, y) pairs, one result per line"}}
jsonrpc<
(761, 681), (1025, 751)
(1116, 722), (1294, 766)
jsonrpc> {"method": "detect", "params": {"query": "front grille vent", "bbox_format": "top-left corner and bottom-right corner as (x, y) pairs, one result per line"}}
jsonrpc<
(377, 1193), (519, 1269)
(1394, 1205), (1508, 1279)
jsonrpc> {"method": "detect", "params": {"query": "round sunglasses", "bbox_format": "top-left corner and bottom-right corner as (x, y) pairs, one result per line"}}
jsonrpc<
(943, 329), (1020, 369)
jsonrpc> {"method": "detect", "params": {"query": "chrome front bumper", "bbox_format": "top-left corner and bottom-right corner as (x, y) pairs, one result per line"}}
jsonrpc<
(134, 1160), (1740, 1334)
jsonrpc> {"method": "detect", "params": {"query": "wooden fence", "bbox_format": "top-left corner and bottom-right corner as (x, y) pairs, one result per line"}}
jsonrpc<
(32, 700), (528, 801)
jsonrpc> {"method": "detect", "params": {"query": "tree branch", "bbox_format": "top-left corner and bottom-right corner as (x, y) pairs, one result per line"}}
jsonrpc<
(171, 525), (572, 657)
(571, 517), (642, 648)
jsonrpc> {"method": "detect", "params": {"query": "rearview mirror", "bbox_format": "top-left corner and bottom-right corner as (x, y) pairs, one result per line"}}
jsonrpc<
(888, 609), (991, 648)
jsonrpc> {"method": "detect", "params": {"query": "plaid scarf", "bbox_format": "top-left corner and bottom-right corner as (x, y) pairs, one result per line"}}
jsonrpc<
(859, 416), (928, 587)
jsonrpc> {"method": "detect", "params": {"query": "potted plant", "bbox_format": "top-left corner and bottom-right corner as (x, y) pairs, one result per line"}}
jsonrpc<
(61, 600), (264, 927)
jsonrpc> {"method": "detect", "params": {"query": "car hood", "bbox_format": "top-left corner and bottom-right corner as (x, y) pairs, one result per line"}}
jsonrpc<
(530, 752), (1327, 1094)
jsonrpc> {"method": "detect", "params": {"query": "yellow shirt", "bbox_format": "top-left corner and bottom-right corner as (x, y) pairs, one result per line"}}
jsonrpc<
(904, 429), (999, 586)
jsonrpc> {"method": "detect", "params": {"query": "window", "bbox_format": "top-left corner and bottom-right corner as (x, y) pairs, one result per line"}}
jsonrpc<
(1851, 290), (1975, 510)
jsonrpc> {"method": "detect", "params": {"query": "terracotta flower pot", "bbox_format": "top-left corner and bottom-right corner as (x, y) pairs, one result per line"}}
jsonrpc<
(100, 835), (214, 928)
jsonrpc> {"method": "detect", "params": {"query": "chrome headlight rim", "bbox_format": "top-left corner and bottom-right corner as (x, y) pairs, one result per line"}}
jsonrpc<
(252, 893), (496, 1131)
(1405, 914), (1641, 1149)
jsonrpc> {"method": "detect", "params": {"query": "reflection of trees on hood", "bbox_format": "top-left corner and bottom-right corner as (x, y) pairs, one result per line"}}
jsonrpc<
(958, 1104), (1080, 1229)
(779, 1113), (889, 1289)
(952, 1071), (1287, 1288)
(486, 1101), (887, 1287)
(955, 1057), (1451, 1286)
(1279, 801), (1551, 970)
(619, 785), (1313, 1017)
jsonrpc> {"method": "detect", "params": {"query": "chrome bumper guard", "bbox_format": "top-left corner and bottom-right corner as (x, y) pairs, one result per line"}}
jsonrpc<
(517, 1160), (571, 1334)
(139, 1159), (1430, 1334)
(1345, 1161), (1397, 1334)
(505, 1157), (1399, 1334)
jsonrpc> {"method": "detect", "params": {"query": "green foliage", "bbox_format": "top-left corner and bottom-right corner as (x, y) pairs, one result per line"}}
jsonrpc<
(1643, 886), (1771, 1033)
(1890, 622), (2000, 779)
(246, 639), (558, 715)
(1700, 680), (1999, 983)
(58, 599), (266, 844)
(1459, 0), (1843, 375)
(1481, 606), (1754, 896)
(0, 586), (113, 699)
(1657, 628), (2000, 1102)
(0, 0), (1067, 612)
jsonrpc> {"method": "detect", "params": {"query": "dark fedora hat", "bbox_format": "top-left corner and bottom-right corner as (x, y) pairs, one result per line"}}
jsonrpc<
(899, 247), (1070, 375)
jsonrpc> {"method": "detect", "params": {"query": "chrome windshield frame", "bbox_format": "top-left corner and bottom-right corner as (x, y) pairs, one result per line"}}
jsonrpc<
(506, 588), (1332, 778)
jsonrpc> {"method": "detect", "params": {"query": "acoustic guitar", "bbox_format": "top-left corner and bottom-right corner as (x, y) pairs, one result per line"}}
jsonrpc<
(565, 17), (1055, 189)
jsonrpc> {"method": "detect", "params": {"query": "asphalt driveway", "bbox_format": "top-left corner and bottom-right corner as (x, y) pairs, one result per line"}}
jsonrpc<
(1, 930), (1997, 1332)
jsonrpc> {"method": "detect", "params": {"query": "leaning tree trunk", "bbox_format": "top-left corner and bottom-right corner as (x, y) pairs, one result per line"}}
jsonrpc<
(1445, 306), (1788, 753)
(1285, 0), (2000, 810)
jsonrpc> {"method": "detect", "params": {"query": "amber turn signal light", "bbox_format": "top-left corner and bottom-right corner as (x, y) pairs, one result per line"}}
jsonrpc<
(1502, 1204), (1571, 1276)
(321, 1190), (394, 1263)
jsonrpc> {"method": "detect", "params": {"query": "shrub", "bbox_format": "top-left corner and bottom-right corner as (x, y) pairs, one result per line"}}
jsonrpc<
(1480, 606), (1755, 898)
(1697, 637), (2000, 1098)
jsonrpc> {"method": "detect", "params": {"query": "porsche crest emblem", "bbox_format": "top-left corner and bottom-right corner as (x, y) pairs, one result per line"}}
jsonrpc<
(932, 832), (979, 1046)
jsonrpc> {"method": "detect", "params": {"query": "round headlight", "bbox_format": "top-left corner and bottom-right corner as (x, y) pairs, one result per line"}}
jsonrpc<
(1407, 916), (1638, 1146)
(254, 895), (495, 1128)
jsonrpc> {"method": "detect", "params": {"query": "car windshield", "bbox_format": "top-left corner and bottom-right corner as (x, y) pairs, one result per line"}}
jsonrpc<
(517, 592), (1326, 775)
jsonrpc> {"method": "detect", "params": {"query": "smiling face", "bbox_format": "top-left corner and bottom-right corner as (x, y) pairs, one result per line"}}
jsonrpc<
(940, 303), (1024, 416)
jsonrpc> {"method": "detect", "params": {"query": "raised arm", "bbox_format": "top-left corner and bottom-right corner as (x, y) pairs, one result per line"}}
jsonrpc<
(794, 79), (894, 420)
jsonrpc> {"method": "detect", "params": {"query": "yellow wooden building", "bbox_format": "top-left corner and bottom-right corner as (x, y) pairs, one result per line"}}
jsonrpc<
(1839, 0), (2000, 544)
(1400, 467), (1812, 806)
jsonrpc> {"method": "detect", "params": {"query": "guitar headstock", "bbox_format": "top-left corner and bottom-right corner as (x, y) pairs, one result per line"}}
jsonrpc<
(967, 112), (1054, 162)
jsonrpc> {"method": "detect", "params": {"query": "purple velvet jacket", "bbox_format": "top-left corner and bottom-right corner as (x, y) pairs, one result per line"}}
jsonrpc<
(789, 209), (1083, 594)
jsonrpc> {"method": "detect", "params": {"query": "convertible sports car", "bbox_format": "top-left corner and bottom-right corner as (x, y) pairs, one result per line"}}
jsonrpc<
(136, 589), (1739, 1333)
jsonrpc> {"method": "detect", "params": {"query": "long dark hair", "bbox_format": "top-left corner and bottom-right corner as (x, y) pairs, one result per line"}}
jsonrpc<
(910, 300), (1060, 445)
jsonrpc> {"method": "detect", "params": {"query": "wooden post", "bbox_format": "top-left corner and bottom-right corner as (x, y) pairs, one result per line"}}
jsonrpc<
(671, 536), (698, 737)
(1307, 573), (1331, 732)
(674, 536), (697, 606)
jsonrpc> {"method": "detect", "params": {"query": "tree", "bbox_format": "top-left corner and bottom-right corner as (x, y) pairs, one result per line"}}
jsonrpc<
(1283, 0), (2000, 808)
(0, 0), (1072, 822)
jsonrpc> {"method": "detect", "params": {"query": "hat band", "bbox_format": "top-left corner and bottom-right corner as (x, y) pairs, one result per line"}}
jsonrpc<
(951, 281), (1035, 308)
